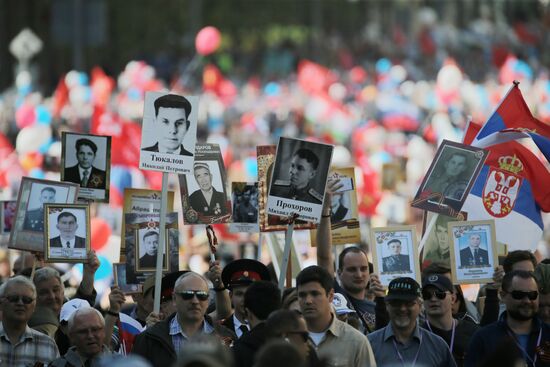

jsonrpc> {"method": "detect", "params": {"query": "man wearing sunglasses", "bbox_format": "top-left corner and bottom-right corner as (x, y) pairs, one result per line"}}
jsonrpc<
(0, 276), (60, 366)
(421, 275), (479, 367)
(367, 277), (456, 367)
(133, 271), (234, 366)
(466, 270), (550, 367)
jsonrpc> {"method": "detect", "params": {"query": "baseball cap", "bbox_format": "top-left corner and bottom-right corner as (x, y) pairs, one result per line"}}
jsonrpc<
(60, 298), (90, 323)
(385, 277), (421, 301)
(332, 293), (355, 315)
(422, 274), (454, 293)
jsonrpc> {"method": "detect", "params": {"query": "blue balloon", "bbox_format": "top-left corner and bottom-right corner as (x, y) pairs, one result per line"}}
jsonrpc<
(36, 105), (52, 125)
(29, 168), (45, 179)
(264, 82), (281, 96)
(74, 255), (112, 280)
(244, 157), (257, 180)
(38, 137), (53, 154)
(78, 72), (89, 86)
(110, 166), (132, 193)
(375, 58), (392, 74)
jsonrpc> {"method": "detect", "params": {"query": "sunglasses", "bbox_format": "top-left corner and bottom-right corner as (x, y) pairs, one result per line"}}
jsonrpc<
(509, 290), (539, 301)
(4, 295), (35, 305)
(422, 289), (448, 300)
(176, 290), (209, 301)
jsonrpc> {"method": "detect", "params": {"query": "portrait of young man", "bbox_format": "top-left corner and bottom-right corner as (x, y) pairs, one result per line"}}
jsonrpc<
(23, 186), (57, 232)
(382, 239), (411, 273)
(423, 149), (470, 201)
(49, 211), (86, 249)
(138, 230), (167, 270)
(63, 137), (107, 189)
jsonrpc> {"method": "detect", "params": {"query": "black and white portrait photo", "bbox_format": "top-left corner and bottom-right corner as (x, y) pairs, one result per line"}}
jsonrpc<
(267, 137), (333, 223)
(230, 182), (259, 233)
(139, 92), (198, 174)
(45, 204), (90, 262)
(61, 132), (111, 202)
(135, 227), (168, 272)
(23, 183), (71, 232)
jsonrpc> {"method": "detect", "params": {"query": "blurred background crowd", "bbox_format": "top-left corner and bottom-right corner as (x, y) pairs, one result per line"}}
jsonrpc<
(1, 0), (550, 306)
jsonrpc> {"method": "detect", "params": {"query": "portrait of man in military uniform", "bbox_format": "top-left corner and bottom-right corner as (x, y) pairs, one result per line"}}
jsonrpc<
(188, 162), (228, 217)
(269, 148), (324, 205)
(23, 186), (57, 231)
(423, 151), (469, 201)
(233, 185), (258, 224)
(382, 239), (411, 273)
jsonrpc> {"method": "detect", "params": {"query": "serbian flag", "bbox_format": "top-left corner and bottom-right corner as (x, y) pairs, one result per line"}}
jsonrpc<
(472, 82), (550, 144)
(116, 313), (144, 354)
(462, 120), (550, 251)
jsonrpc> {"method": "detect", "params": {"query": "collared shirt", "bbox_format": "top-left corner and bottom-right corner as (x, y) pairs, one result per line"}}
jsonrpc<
(50, 345), (111, 367)
(367, 322), (456, 367)
(169, 315), (214, 352)
(0, 322), (59, 367)
(61, 237), (76, 248)
(233, 314), (249, 338)
(310, 315), (376, 367)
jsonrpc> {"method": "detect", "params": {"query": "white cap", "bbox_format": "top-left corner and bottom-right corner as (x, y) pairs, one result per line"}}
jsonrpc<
(332, 293), (355, 315)
(60, 298), (89, 322)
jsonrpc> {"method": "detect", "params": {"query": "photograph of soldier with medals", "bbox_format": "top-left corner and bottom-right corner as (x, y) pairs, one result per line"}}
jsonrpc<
(180, 143), (231, 224)
(9, 177), (79, 253)
(230, 182), (259, 233)
(267, 137), (333, 223)
(61, 132), (111, 202)
(44, 204), (90, 263)
(448, 219), (498, 284)
(370, 225), (421, 286)
(412, 140), (488, 217)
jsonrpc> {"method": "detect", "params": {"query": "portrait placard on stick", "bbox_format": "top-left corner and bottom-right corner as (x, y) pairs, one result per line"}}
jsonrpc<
(113, 263), (143, 295)
(412, 140), (488, 217)
(179, 144), (231, 224)
(61, 132), (111, 202)
(139, 91), (198, 174)
(267, 137), (333, 223)
(230, 182), (259, 233)
(371, 225), (420, 286)
(419, 211), (467, 269)
(44, 204), (90, 263)
(448, 219), (498, 284)
(257, 145), (315, 232)
(310, 168), (360, 246)
(9, 177), (79, 252)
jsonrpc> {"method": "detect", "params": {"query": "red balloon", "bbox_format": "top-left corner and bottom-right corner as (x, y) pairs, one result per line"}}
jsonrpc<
(195, 26), (221, 56)
(90, 218), (111, 251)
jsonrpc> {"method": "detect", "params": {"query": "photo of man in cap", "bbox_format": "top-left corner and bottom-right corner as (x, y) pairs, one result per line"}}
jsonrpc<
(188, 162), (228, 217)
(219, 259), (271, 339)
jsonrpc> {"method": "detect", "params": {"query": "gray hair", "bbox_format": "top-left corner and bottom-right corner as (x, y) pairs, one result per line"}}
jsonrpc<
(67, 306), (105, 333)
(174, 272), (209, 292)
(33, 267), (62, 286)
(0, 275), (37, 298)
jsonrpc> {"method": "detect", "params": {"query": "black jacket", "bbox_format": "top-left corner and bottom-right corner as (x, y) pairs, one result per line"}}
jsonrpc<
(232, 322), (269, 367)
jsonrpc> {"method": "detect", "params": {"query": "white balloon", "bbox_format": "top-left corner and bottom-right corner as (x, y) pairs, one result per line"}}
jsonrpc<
(16, 125), (52, 154)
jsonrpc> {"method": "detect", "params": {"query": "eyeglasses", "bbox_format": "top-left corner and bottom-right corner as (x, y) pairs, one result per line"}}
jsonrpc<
(176, 290), (209, 301)
(422, 289), (448, 300)
(508, 290), (539, 301)
(4, 295), (35, 304)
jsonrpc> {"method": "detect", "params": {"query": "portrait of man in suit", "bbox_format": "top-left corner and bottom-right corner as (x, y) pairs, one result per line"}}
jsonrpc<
(459, 233), (490, 267)
(49, 211), (85, 248)
(138, 230), (166, 269)
(382, 239), (411, 273)
(142, 94), (193, 156)
(64, 138), (106, 189)
(23, 186), (56, 231)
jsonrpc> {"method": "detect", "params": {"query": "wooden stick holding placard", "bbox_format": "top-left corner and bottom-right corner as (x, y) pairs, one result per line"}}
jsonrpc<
(257, 232), (263, 261)
(278, 214), (298, 291)
(153, 172), (169, 314)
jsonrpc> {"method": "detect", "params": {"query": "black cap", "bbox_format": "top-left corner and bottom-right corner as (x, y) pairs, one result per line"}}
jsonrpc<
(422, 274), (454, 293)
(221, 259), (270, 290)
(385, 277), (421, 301)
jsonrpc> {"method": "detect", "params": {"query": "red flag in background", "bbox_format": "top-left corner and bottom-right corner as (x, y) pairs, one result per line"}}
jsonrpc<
(297, 60), (337, 96)
(202, 64), (237, 105)
(52, 75), (69, 119)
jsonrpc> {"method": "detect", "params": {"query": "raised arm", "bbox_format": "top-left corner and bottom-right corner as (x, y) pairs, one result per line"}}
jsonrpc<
(316, 179), (342, 278)
(205, 260), (232, 321)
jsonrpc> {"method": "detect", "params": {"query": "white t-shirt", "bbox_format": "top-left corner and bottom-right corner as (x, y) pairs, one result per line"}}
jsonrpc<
(308, 331), (327, 346)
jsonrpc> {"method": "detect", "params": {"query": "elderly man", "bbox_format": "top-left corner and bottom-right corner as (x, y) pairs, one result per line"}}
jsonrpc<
(50, 307), (110, 366)
(367, 277), (456, 367)
(459, 233), (489, 267)
(64, 138), (106, 189)
(132, 271), (233, 366)
(296, 265), (376, 367)
(188, 162), (228, 217)
(0, 276), (59, 366)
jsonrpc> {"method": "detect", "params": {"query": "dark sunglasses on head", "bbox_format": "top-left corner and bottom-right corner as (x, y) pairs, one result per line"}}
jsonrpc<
(509, 290), (539, 301)
(4, 295), (35, 304)
(176, 290), (209, 301)
(422, 289), (448, 300)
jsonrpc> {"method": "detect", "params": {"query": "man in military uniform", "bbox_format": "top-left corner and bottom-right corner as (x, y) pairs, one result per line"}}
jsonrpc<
(423, 151), (469, 200)
(382, 239), (411, 273)
(234, 188), (258, 223)
(270, 148), (323, 204)
(23, 186), (56, 231)
(63, 138), (106, 189)
(219, 259), (270, 339)
(188, 162), (228, 217)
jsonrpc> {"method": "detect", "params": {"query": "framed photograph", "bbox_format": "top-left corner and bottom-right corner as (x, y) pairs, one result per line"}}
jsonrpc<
(267, 137), (334, 223)
(371, 225), (420, 286)
(61, 132), (111, 202)
(179, 144), (231, 224)
(419, 211), (467, 269)
(448, 219), (498, 284)
(310, 168), (360, 246)
(411, 140), (488, 217)
(1, 200), (16, 234)
(381, 163), (403, 191)
(139, 91), (198, 174)
(9, 177), (79, 252)
(257, 145), (315, 232)
(124, 212), (179, 284)
(113, 263), (143, 295)
(230, 182), (259, 233)
(44, 204), (90, 263)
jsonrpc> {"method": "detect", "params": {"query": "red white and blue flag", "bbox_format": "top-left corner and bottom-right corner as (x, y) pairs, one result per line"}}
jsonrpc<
(116, 313), (144, 355)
